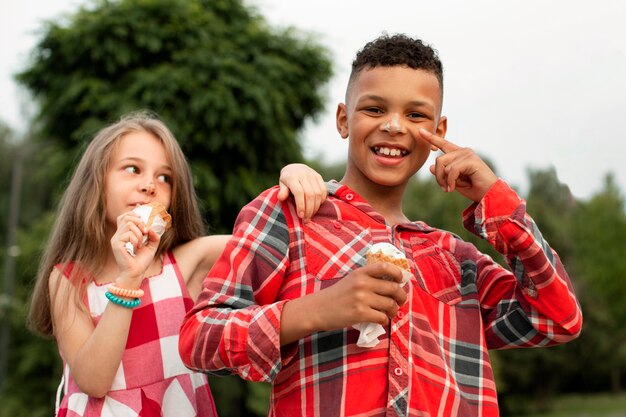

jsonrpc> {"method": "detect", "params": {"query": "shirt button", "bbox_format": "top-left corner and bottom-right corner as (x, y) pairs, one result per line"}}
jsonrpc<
(333, 221), (342, 229)
(397, 311), (404, 319)
(345, 193), (354, 201)
(394, 367), (403, 376)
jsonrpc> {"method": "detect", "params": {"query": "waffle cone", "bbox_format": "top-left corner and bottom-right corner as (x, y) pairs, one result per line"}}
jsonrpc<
(145, 202), (172, 231)
(366, 250), (410, 273)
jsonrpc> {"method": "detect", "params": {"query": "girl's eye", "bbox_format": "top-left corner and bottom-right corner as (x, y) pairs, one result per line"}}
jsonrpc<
(124, 165), (139, 174)
(157, 174), (171, 184)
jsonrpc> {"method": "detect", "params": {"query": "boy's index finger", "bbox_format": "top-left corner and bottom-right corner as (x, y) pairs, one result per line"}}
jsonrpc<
(419, 128), (460, 153)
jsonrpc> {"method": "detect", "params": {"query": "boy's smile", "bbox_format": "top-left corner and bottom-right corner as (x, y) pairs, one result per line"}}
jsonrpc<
(336, 66), (447, 193)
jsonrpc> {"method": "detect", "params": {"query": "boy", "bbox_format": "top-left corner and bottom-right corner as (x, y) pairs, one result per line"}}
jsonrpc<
(180, 34), (582, 416)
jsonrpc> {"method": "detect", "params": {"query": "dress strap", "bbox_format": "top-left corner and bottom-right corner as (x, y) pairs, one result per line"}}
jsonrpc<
(55, 371), (65, 415)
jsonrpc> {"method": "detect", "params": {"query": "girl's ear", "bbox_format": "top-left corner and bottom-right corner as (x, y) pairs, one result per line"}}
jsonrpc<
(336, 103), (349, 139)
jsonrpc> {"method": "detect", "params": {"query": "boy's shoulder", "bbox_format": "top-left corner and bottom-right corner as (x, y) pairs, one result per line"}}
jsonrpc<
(244, 185), (283, 208)
(238, 185), (299, 224)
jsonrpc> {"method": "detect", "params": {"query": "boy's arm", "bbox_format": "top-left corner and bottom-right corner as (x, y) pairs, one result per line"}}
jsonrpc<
(178, 187), (293, 383)
(179, 188), (407, 380)
(419, 128), (581, 347)
(464, 179), (583, 348)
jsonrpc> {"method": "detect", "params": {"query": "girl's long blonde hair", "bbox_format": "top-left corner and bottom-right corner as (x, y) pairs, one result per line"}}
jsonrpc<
(28, 111), (206, 337)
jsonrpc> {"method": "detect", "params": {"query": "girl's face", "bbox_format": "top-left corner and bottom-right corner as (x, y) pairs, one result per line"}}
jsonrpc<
(104, 131), (172, 233)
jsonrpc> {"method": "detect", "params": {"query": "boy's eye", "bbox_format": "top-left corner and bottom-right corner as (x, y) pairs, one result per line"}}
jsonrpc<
(124, 165), (139, 174)
(407, 112), (425, 119)
(364, 107), (383, 114)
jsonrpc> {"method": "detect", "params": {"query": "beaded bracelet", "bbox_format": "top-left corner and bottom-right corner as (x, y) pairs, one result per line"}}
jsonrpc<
(107, 285), (144, 299)
(105, 291), (141, 309)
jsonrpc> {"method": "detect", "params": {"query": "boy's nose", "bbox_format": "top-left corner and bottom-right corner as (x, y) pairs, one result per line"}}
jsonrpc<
(380, 114), (405, 134)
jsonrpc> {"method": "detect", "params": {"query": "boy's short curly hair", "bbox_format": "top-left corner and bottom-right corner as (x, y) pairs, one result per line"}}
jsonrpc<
(347, 33), (444, 97)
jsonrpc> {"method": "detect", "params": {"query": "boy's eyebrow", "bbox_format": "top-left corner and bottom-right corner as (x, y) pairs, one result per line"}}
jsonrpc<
(358, 95), (435, 110)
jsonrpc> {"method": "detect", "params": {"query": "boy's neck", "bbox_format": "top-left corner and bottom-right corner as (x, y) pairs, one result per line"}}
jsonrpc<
(339, 178), (410, 226)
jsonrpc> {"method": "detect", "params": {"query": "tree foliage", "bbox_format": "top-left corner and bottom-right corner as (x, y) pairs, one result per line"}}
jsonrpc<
(17, 0), (332, 231)
(569, 174), (626, 392)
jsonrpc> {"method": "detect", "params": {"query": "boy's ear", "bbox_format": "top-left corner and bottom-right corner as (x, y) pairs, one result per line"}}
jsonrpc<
(435, 115), (447, 138)
(336, 103), (349, 138)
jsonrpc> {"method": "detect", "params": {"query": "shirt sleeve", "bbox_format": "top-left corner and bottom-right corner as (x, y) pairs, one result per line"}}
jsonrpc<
(462, 179), (583, 349)
(179, 187), (298, 382)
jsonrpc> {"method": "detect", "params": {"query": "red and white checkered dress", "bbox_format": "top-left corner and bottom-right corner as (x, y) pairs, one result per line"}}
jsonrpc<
(56, 252), (216, 417)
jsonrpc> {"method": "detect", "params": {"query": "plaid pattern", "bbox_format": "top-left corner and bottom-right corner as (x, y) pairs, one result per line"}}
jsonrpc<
(180, 179), (582, 417)
(57, 252), (217, 417)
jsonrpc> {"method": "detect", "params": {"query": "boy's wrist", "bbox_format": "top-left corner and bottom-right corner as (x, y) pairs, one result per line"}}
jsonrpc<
(280, 296), (320, 345)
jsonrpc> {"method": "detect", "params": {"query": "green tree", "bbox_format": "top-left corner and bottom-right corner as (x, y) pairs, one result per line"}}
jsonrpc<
(569, 174), (626, 392)
(17, 0), (332, 232)
(0, 121), (15, 239)
(525, 167), (577, 259)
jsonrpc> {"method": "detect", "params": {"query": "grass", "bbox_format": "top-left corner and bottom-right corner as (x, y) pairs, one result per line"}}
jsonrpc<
(513, 392), (626, 417)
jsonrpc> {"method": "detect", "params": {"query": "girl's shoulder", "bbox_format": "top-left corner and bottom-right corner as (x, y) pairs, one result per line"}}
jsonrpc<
(52, 262), (90, 285)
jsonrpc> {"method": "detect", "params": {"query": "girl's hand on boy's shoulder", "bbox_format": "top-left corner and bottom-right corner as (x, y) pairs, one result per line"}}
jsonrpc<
(419, 129), (498, 203)
(277, 163), (327, 222)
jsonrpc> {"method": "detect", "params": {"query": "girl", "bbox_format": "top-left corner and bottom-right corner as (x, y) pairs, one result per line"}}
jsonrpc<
(27, 112), (326, 417)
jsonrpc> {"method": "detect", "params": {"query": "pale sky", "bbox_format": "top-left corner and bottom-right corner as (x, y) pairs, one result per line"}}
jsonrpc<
(2, 0), (625, 200)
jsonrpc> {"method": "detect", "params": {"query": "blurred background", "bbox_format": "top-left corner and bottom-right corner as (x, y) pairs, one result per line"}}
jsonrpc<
(1, 0), (625, 416)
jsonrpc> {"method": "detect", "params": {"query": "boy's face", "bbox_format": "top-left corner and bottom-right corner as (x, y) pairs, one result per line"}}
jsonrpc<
(336, 66), (446, 191)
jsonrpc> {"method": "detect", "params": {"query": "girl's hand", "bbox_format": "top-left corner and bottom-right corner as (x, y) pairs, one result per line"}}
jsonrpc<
(419, 129), (498, 202)
(277, 163), (327, 222)
(110, 210), (160, 286)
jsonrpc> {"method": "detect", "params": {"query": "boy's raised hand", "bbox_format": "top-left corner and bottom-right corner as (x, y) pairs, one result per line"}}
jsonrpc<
(419, 129), (498, 202)
(277, 163), (328, 222)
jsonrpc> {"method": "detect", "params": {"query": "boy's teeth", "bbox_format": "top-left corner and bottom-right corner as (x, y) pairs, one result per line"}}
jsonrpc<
(375, 146), (407, 157)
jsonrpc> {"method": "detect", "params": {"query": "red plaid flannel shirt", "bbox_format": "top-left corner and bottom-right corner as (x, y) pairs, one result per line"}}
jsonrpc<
(180, 179), (582, 417)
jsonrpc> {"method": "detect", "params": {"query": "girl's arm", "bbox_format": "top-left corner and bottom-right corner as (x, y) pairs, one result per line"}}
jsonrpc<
(177, 163), (327, 300)
(51, 269), (135, 397)
(277, 163), (327, 222)
(52, 213), (161, 397)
